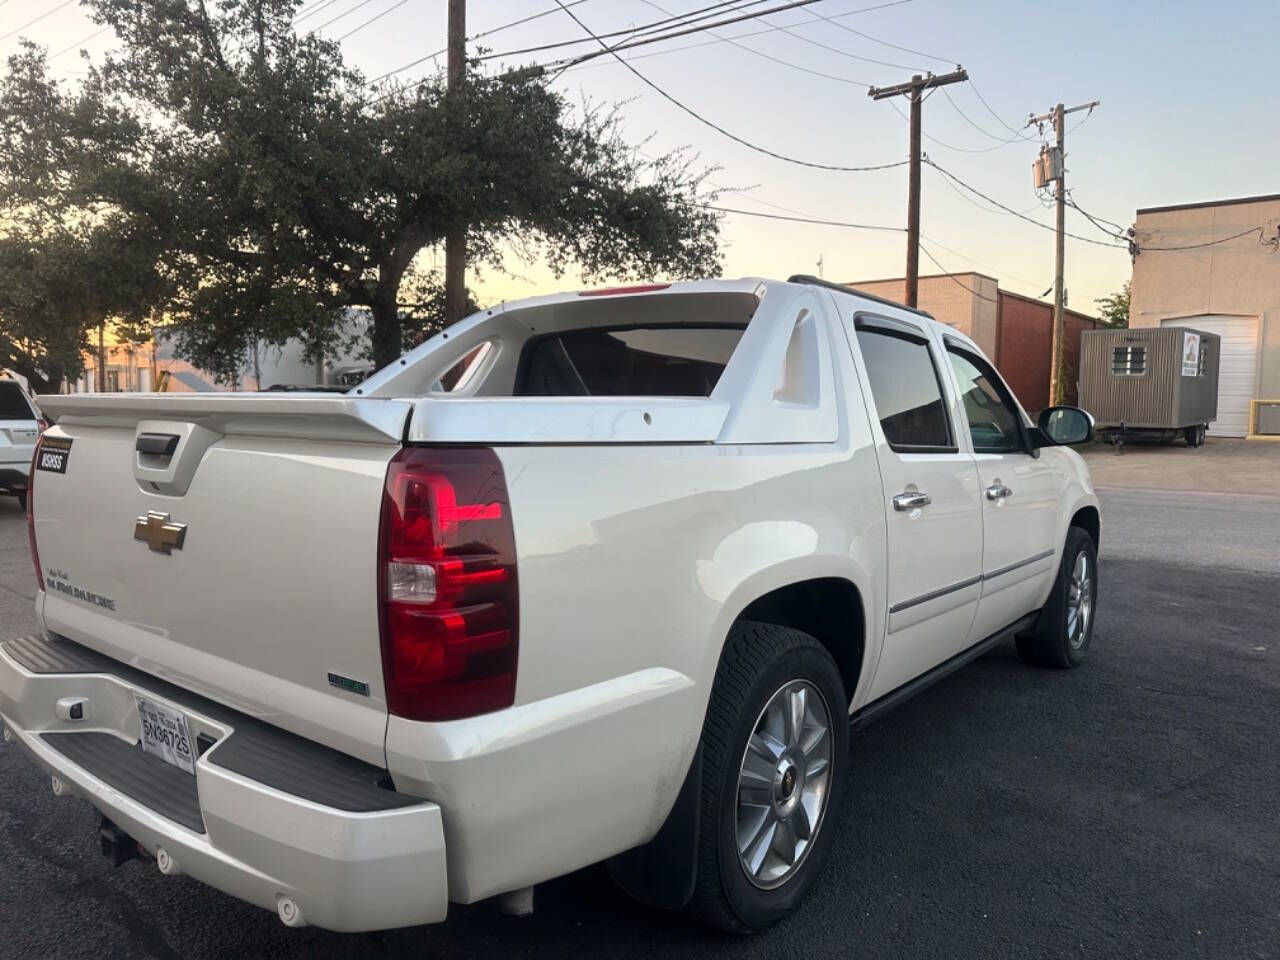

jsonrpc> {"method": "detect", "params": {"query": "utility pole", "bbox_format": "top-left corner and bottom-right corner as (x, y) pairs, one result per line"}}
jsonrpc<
(1028, 99), (1099, 404)
(868, 68), (968, 308)
(444, 0), (467, 326)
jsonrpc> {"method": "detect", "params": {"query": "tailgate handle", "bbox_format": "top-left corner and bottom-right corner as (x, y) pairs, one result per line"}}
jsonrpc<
(136, 433), (180, 458)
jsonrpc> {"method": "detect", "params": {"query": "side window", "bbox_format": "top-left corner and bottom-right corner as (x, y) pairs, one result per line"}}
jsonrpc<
(1111, 345), (1147, 376)
(854, 325), (954, 452)
(946, 347), (1024, 454)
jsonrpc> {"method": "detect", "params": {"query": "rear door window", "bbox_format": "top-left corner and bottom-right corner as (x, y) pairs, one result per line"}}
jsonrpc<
(0, 383), (35, 420)
(517, 326), (744, 397)
(854, 324), (954, 452)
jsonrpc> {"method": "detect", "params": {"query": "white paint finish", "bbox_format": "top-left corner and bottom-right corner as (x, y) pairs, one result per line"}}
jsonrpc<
(0, 651), (448, 932)
(14, 277), (1102, 929)
(408, 395), (731, 444)
(713, 285), (840, 443)
(1162, 315), (1259, 436)
(37, 393), (412, 444)
(386, 667), (700, 903)
(837, 314), (984, 697)
(967, 450), (1063, 643)
(35, 426), (395, 766)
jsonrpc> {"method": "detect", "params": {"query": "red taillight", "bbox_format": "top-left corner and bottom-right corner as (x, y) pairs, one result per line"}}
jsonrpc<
(578, 283), (671, 297)
(27, 439), (41, 590)
(36, 418), (48, 434)
(378, 446), (518, 722)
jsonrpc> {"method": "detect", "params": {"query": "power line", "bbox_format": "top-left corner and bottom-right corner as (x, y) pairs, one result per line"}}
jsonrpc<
(1064, 192), (1129, 241)
(1139, 224), (1280, 253)
(532, 0), (846, 72)
(966, 79), (1035, 142)
(547, 0), (907, 172)
(0, 0), (77, 44)
(558, 1), (913, 77)
(653, 0), (923, 73)
(334, 0), (410, 41)
(940, 87), (1023, 145)
(50, 25), (109, 59)
(885, 97), (1013, 153)
(805, 5), (953, 66)
(919, 233), (1047, 293)
(366, 0), (594, 86)
(916, 240), (997, 302)
(312, 0), (381, 33)
(294, 0), (346, 25)
(708, 205), (903, 231)
(925, 159), (1126, 248)
(632, 0), (871, 86)
(484, 1), (765, 61)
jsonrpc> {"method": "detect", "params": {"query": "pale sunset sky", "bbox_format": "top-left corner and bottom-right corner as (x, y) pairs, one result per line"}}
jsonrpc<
(4, 0), (1278, 314)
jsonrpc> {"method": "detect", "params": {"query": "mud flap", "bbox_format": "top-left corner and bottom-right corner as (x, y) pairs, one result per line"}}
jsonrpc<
(605, 744), (702, 910)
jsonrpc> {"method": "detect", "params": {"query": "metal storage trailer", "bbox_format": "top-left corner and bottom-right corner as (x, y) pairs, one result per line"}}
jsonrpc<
(1078, 327), (1220, 446)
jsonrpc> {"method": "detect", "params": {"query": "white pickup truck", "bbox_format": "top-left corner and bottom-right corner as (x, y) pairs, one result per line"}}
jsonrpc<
(1, 277), (1099, 934)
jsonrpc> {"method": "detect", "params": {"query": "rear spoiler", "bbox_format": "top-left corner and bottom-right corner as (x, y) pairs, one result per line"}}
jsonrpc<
(36, 393), (412, 445)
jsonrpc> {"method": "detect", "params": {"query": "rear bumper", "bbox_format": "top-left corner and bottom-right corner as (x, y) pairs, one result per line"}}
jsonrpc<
(0, 635), (448, 932)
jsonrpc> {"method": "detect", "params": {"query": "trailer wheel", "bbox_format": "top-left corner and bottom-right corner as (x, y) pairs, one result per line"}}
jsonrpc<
(1184, 424), (1206, 447)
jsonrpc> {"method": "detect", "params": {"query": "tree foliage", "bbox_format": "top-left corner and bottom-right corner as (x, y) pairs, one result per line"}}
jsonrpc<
(0, 42), (166, 389)
(1, 0), (722, 382)
(1094, 281), (1130, 329)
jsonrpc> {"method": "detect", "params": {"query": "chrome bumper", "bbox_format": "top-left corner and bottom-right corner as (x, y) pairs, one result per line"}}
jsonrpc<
(0, 636), (448, 932)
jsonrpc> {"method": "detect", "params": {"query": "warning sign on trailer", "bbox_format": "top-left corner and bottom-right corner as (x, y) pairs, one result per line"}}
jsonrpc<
(1181, 331), (1200, 377)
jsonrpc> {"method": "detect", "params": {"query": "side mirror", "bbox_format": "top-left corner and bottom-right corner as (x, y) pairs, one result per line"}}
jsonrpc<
(1036, 406), (1095, 446)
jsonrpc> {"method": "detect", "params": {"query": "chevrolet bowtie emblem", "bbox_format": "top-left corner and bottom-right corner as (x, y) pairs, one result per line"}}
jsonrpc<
(133, 511), (187, 554)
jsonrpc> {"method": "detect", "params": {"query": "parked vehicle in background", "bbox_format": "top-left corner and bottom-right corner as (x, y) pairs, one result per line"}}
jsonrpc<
(1079, 327), (1219, 446)
(2, 277), (1099, 935)
(0, 380), (45, 510)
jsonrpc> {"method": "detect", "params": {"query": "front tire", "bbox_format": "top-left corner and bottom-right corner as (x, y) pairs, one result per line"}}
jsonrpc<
(1017, 526), (1098, 668)
(685, 621), (848, 933)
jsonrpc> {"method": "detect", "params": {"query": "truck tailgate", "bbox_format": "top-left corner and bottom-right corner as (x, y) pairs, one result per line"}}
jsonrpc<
(29, 394), (413, 766)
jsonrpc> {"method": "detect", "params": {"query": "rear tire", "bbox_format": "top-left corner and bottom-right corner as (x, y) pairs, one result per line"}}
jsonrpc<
(685, 621), (848, 933)
(15, 491), (25, 512)
(1017, 527), (1098, 668)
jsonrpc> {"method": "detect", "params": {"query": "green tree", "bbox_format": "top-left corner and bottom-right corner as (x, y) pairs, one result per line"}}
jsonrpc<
(0, 42), (167, 390)
(74, 0), (721, 371)
(1094, 281), (1130, 329)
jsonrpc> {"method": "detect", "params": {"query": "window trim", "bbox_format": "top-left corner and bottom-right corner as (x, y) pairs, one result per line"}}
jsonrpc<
(944, 342), (1033, 456)
(853, 313), (958, 455)
(1110, 344), (1148, 377)
(512, 322), (749, 397)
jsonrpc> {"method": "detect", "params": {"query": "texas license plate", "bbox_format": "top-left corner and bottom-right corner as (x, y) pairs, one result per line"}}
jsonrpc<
(135, 696), (196, 775)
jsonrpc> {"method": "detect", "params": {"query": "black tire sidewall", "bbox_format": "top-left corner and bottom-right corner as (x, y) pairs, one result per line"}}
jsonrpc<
(711, 641), (849, 930)
(1056, 529), (1097, 666)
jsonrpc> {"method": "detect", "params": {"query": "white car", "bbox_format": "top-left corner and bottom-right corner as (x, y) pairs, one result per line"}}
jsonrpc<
(1, 277), (1099, 934)
(0, 379), (44, 511)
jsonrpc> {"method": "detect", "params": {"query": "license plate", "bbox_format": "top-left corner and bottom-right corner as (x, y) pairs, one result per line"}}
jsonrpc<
(135, 696), (196, 775)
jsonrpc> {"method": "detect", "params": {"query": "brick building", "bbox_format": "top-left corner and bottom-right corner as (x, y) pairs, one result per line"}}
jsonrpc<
(846, 272), (1100, 410)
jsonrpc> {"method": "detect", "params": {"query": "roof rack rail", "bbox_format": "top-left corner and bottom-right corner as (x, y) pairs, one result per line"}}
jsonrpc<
(786, 275), (936, 321)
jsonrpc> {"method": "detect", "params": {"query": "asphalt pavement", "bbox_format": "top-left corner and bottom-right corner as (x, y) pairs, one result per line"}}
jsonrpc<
(0, 486), (1277, 960)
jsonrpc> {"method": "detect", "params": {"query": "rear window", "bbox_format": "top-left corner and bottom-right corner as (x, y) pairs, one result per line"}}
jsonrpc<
(0, 383), (35, 420)
(516, 326), (744, 397)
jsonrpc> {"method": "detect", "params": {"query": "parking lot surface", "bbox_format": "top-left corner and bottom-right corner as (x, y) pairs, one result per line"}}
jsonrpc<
(1, 482), (1277, 960)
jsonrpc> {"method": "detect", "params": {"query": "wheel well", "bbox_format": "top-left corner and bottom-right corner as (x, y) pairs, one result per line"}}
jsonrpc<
(1071, 505), (1100, 549)
(736, 578), (865, 703)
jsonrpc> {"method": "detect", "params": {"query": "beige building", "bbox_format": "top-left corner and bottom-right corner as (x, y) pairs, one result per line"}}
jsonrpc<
(1130, 194), (1280, 436)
